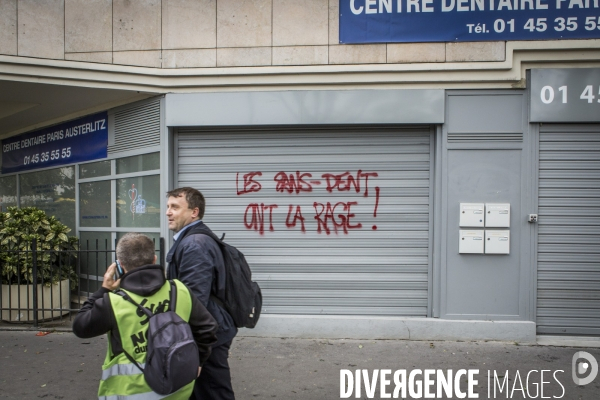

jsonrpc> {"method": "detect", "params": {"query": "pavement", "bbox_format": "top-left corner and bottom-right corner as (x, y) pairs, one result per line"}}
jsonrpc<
(0, 324), (599, 400)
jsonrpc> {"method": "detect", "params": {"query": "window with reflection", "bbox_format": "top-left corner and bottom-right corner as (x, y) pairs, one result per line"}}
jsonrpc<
(0, 175), (17, 212)
(116, 152), (159, 174)
(116, 175), (160, 228)
(79, 180), (111, 227)
(19, 167), (76, 231)
(79, 160), (111, 179)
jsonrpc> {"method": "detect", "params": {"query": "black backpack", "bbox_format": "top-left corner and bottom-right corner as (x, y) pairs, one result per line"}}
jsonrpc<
(190, 226), (262, 329)
(115, 280), (199, 395)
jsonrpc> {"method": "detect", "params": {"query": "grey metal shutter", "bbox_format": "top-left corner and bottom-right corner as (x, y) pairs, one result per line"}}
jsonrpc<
(176, 126), (432, 316)
(537, 124), (600, 335)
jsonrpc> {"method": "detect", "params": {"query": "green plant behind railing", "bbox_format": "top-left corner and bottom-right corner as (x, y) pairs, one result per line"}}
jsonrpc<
(0, 207), (78, 288)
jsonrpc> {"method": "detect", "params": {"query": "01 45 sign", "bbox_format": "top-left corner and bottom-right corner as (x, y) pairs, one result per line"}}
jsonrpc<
(540, 84), (600, 104)
(530, 68), (600, 123)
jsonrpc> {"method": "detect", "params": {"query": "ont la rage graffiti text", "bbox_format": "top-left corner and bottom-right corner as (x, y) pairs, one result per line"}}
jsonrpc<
(236, 170), (381, 235)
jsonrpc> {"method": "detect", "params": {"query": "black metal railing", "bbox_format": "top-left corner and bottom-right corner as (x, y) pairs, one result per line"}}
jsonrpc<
(0, 237), (164, 328)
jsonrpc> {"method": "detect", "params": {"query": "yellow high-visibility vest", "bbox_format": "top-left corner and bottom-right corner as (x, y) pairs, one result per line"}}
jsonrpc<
(98, 279), (195, 400)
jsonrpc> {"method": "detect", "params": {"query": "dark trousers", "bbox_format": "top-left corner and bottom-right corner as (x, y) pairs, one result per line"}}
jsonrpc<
(191, 339), (235, 400)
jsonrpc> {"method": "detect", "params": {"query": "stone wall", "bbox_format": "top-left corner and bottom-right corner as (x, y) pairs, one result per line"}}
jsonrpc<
(0, 0), (505, 68)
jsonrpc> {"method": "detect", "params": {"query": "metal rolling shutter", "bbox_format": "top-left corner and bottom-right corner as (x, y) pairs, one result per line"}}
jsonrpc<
(108, 98), (161, 155)
(176, 126), (432, 316)
(537, 124), (600, 335)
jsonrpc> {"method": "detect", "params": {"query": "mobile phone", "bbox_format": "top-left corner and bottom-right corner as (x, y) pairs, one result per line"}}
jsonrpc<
(114, 260), (124, 280)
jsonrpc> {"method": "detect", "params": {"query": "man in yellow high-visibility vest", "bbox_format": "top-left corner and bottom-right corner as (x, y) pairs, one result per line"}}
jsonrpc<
(73, 233), (218, 399)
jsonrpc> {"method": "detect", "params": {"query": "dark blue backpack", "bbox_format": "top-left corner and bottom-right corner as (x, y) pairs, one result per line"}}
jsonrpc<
(116, 280), (199, 395)
(183, 225), (262, 329)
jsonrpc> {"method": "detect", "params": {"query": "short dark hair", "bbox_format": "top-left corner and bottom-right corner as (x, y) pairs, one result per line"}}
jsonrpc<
(166, 187), (205, 219)
(116, 233), (156, 271)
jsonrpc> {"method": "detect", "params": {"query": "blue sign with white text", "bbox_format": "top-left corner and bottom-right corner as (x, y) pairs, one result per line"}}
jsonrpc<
(1, 112), (108, 174)
(340, 0), (600, 43)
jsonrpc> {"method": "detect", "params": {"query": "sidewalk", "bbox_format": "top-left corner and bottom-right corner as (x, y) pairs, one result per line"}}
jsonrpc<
(0, 328), (598, 399)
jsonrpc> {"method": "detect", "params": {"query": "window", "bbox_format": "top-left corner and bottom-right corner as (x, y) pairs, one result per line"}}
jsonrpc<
(1, 151), (162, 296)
(116, 175), (161, 228)
(116, 152), (159, 174)
(79, 181), (111, 227)
(19, 167), (76, 232)
(79, 160), (111, 179)
(76, 152), (162, 295)
(0, 175), (17, 212)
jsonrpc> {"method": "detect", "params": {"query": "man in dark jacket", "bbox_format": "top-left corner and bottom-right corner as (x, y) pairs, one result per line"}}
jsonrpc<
(166, 187), (237, 400)
(73, 233), (218, 399)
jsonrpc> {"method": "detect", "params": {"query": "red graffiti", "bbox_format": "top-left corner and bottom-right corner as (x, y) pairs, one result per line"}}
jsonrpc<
(313, 201), (362, 235)
(372, 186), (380, 230)
(236, 169), (381, 235)
(321, 170), (378, 197)
(244, 203), (278, 234)
(285, 205), (306, 232)
(236, 172), (263, 195)
(274, 171), (313, 194)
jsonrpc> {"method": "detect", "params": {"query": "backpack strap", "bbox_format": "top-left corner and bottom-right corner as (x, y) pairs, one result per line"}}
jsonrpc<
(180, 223), (224, 246)
(115, 290), (154, 319)
(180, 225), (229, 308)
(194, 234), (228, 310)
(168, 280), (177, 311)
(112, 281), (177, 374)
(112, 290), (148, 373)
(168, 224), (219, 279)
(122, 348), (145, 373)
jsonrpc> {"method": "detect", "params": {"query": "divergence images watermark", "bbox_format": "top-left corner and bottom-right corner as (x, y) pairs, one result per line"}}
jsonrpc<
(572, 351), (598, 386)
(339, 352), (598, 399)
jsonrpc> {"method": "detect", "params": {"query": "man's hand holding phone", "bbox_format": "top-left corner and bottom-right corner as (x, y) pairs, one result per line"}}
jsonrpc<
(102, 262), (122, 291)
